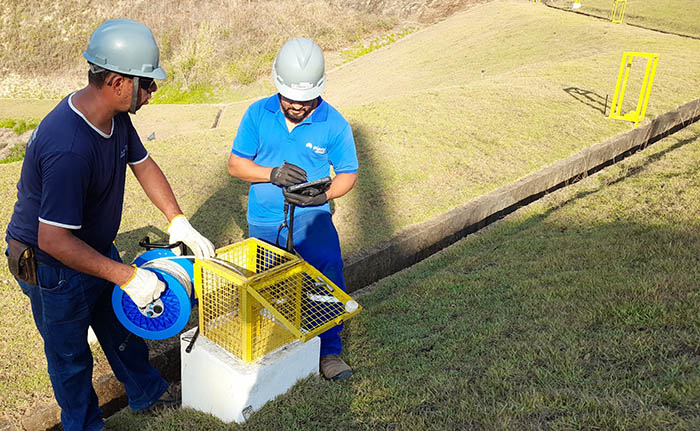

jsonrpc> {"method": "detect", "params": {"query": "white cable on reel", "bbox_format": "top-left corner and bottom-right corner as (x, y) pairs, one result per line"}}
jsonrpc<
(141, 256), (193, 297)
(139, 255), (252, 296)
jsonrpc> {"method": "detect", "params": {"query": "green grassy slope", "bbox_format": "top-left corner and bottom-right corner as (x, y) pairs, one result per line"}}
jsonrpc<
(109, 103), (700, 431)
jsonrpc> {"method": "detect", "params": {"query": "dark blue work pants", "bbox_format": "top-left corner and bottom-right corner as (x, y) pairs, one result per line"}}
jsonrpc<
(15, 245), (167, 431)
(249, 210), (344, 357)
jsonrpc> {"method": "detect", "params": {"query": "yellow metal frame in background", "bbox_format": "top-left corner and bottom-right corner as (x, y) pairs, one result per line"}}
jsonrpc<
(610, 0), (627, 23)
(609, 52), (659, 128)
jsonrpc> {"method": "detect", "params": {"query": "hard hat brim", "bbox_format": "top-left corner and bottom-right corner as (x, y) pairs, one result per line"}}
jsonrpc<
(83, 52), (168, 80)
(274, 80), (324, 102)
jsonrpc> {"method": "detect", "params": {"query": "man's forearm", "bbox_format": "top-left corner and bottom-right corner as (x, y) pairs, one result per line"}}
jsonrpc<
(228, 153), (274, 183)
(327, 172), (357, 200)
(38, 223), (134, 285)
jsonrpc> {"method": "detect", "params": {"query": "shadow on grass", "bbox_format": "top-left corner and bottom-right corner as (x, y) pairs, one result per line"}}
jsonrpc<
(188, 171), (250, 247)
(563, 86), (608, 115)
(542, 130), (700, 217)
(335, 120), (392, 364)
(347, 122), (391, 251)
(116, 225), (167, 264)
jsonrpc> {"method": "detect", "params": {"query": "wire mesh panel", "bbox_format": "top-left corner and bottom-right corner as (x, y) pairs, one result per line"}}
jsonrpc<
(248, 262), (359, 342)
(195, 238), (361, 362)
(197, 268), (243, 358)
(214, 237), (298, 277)
(247, 289), (297, 361)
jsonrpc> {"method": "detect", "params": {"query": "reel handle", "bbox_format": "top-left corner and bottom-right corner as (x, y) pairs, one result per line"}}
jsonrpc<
(139, 236), (186, 255)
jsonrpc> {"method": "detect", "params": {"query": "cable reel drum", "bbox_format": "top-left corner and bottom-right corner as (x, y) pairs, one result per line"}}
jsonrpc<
(112, 238), (196, 340)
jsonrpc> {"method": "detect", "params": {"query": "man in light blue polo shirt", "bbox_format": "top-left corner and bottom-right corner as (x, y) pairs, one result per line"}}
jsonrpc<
(228, 37), (358, 381)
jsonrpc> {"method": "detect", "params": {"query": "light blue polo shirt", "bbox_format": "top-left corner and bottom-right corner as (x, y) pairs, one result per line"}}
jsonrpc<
(232, 94), (358, 226)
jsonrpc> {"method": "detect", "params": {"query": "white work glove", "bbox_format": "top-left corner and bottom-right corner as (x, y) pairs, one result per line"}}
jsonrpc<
(121, 267), (166, 308)
(167, 215), (215, 259)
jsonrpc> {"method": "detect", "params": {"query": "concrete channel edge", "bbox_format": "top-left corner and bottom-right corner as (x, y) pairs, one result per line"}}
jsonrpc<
(13, 97), (700, 431)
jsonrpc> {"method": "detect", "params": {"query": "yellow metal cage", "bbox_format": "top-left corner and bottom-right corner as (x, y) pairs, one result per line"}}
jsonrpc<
(193, 238), (362, 363)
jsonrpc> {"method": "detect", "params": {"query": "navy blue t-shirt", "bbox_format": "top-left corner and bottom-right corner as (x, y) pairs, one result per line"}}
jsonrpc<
(6, 93), (148, 266)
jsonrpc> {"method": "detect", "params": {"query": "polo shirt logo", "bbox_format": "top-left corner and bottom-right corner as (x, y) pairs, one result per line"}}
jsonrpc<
(305, 142), (326, 155)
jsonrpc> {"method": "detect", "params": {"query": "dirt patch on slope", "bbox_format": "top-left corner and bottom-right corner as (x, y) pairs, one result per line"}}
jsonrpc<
(338, 0), (491, 22)
(0, 129), (32, 161)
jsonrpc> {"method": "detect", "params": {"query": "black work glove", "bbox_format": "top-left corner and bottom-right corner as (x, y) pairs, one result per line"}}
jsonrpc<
(283, 188), (328, 207)
(270, 162), (307, 187)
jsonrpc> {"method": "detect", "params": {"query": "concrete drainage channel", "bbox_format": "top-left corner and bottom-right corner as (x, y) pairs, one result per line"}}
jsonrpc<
(8, 98), (700, 431)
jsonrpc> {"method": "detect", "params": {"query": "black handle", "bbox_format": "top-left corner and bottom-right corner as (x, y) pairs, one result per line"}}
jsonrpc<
(286, 203), (296, 253)
(139, 236), (185, 253)
(185, 327), (199, 353)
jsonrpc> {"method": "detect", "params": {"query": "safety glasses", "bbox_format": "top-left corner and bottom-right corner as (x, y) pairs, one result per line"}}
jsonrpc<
(135, 76), (156, 91)
(107, 74), (156, 91)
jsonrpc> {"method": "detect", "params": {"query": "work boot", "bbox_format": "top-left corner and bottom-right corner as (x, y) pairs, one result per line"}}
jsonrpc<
(320, 354), (353, 381)
(133, 383), (181, 414)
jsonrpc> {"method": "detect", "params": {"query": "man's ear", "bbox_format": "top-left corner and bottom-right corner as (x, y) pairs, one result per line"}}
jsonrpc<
(108, 73), (125, 95)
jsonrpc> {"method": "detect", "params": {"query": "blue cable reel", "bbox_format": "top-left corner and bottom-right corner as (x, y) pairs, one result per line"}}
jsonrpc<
(112, 238), (197, 340)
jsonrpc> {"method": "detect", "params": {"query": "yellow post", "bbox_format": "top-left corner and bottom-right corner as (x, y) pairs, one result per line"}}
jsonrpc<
(609, 52), (659, 127)
(610, 0), (627, 23)
(616, 57), (632, 116)
(294, 276), (302, 329)
(194, 261), (203, 328)
(241, 284), (254, 362)
(637, 54), (660, 123)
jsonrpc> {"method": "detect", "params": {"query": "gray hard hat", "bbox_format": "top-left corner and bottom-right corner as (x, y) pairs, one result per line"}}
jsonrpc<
(83, 19), (167, 80)
(272, 38), (325, 102)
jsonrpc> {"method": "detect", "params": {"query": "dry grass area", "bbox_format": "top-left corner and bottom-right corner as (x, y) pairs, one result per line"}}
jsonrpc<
(339, 0), (487, 20)
(0, 0), (482, 99)
(547, 0), (700, 37)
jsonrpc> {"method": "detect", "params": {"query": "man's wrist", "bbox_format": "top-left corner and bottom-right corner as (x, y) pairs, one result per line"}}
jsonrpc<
(317, 192), (329, 205)
(117, 264), (138, 287)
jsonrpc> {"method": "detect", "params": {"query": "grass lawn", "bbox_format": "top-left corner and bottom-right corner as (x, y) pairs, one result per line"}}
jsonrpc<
(547, 0), (700, 37)
(107, 106), (700, 431)
(2, 0), (700, 425)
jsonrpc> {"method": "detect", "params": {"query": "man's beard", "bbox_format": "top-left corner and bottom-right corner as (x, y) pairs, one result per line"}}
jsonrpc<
(282, 105), (310, 123)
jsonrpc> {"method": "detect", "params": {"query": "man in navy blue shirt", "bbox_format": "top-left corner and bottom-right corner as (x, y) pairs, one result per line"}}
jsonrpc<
(228, 38), (358, 381)
(5, 19), (214, 431)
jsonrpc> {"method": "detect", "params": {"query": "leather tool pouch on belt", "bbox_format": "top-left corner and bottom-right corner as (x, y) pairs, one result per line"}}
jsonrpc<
(7, 238), (38, 285)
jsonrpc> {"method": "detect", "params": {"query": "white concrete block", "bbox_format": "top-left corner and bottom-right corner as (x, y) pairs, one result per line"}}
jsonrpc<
(180, 327), (320, 424)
